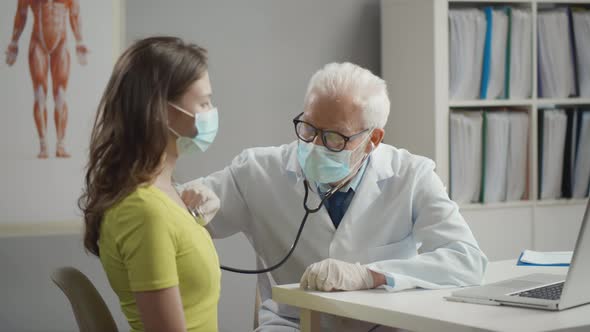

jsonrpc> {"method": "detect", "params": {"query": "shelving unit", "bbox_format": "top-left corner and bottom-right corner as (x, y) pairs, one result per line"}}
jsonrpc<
(381, 0), (589, 260)
(449, 99), (533, 107)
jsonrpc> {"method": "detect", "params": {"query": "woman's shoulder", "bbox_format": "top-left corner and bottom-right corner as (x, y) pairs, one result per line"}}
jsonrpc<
(103, 185), (170, 230)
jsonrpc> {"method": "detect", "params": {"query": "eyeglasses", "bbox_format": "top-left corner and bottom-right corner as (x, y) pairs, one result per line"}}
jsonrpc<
(292, 112), (371, 152)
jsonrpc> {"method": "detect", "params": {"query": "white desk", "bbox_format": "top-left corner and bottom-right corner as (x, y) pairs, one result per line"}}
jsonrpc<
(272, 260), (590, 332)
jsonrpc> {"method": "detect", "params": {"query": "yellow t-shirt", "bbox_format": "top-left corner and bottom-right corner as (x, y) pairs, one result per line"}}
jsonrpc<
(99, 185), (221, 332)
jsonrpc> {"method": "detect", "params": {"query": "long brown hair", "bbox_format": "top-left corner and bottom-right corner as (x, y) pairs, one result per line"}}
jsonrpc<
(79, 37), (208, 256)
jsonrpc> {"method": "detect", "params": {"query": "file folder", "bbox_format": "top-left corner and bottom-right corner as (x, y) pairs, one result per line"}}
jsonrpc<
(573, 110), (590, 198)
(539, 109), (568, 200)
(538, 8), (577, 98)
(508, 8), (532, 99)
(450, 111), (484, 203)
(487, 8), (509, 99)
(482, 111), (510, 203)
(573, 9), (590, 97)
(449, 9), (487, 100)
(480, 7), (493, 99)
(506, 111), (529, 201)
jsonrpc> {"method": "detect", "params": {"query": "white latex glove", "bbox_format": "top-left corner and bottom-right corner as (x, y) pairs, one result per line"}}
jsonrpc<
(180, 182), (220, 226)
(300, 258), (374, 291)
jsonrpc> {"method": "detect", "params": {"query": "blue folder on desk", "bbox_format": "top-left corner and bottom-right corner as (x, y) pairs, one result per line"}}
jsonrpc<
(517, 250), (572, 266)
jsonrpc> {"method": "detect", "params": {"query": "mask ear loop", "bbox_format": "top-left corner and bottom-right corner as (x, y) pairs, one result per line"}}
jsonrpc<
(167, 102), (200, 139)
(168, 102), (195, 118)
(168, 127), (182, 137)
(348, 129), (375, 174)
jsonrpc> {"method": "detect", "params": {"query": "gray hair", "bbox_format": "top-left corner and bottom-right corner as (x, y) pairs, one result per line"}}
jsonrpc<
(303, 62), (390, 129)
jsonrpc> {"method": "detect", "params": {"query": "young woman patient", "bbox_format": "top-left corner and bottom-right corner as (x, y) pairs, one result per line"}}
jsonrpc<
(79, 36), (222, 332)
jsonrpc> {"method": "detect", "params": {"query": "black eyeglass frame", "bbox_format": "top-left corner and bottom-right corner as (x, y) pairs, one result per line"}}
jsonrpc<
(292, 112), (371, 152)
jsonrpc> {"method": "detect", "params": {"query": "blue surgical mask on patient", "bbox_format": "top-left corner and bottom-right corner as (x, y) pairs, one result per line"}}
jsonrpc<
(297, 133), (372, 184)
(168, 102), (219, 155)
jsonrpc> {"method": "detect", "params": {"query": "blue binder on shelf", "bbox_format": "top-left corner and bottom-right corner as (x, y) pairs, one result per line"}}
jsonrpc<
(480, 7), (493, 99)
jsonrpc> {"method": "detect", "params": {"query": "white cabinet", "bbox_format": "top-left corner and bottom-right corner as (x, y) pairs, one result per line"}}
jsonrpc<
(462, 206), (533, 261)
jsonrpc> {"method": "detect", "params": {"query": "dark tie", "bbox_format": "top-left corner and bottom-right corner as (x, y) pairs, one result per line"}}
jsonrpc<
(325, 188), (354, 229)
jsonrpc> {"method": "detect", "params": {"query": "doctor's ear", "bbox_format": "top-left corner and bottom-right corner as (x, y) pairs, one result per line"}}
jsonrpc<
(368, 128), (384, 151)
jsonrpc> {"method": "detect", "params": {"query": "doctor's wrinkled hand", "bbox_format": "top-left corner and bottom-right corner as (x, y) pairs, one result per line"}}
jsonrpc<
(300, 258), (385, 291)
(181, 182), (221, 225)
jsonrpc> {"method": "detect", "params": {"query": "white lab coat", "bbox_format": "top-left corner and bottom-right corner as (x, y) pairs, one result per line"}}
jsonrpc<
(188, 141), (487, 331)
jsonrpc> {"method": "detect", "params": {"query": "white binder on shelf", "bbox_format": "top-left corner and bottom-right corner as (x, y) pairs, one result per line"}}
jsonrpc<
(483, 112), (510, 203)
(450, 111), (483, 204)
(573, 10), (590, 97)
(537, 8), (577, 98)
(485, 9), (509, 100)
(540, 110), (568, 200)
(509, 8), (532, 99)
(449, 9), (487, 100)
(573, 111), (590, 198)
(506, 112), (529, 201)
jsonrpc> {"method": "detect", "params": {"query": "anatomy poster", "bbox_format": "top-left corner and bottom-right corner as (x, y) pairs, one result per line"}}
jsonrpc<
(0, 0), (118, 224)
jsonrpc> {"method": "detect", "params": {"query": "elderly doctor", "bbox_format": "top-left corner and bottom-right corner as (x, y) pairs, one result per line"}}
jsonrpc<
(183, 62), (487, 331)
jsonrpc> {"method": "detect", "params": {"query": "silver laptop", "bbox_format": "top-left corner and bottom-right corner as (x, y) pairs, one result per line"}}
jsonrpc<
(447, 199), (590, 311)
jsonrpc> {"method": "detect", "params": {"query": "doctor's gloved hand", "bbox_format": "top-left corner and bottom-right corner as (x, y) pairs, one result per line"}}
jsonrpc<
(300, 258), (375, 292)
(181, 182), (220, 226)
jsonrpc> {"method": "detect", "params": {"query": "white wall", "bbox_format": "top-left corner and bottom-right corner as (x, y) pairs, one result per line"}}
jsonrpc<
(0, 234), (128, 332)
(125, 0), (381, 178)
(0, 1), (380, 331)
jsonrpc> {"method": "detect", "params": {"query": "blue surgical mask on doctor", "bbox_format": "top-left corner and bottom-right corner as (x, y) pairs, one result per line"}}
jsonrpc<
(168, 102), (219, 155)
(297, 130), (373, 185)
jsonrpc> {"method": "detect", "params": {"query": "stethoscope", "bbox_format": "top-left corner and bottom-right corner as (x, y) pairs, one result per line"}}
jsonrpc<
(180, 171), (350, 274)
(220, 178), (349, 274)
(184, 146), (373, 274)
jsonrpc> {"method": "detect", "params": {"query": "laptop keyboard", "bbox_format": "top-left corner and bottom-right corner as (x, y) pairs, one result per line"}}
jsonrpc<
(513, 282), (564, 301)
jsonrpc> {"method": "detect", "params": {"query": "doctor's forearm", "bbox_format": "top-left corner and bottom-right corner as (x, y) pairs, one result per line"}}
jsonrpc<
(368, 243), (487, 290)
